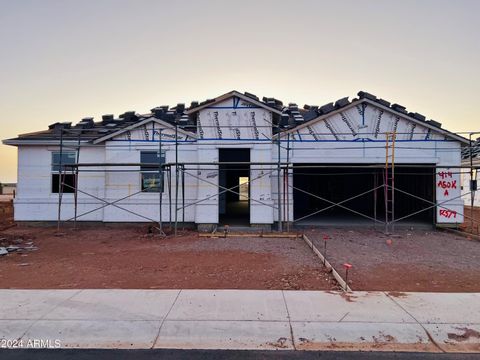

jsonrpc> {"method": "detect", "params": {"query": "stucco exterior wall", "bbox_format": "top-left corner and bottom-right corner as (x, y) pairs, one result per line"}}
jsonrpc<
(14, 145), (105, 221)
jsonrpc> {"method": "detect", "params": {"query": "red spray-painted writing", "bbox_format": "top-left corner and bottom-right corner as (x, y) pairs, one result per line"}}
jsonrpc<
(438, 171), (453, 179)
(437, 171), (456, 196)
(439, 209), (457, 219)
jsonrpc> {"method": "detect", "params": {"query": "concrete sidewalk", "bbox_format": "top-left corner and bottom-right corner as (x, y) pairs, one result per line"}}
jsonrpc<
(0, 290), (479, 353)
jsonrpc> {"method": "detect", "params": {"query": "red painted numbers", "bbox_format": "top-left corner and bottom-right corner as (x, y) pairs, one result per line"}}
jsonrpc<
(437, 171), (456, 196)
(439, 209), (457, 219)
(438, 171), (452, 179)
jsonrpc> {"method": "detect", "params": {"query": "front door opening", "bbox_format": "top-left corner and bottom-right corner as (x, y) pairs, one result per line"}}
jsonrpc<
(239, 177), (249, 201)
(219, 149), (250, 225)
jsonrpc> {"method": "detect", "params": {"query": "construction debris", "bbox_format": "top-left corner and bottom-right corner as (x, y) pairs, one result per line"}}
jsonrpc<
(0, 236), (38, 258)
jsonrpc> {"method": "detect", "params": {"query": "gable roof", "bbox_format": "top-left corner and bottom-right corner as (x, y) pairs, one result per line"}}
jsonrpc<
(275, 92), (468, 144)
(2, 90), (469, 146)
(185, 90), (283, 115)
(278, 96), (469, 144)
(92, 117), (197, 144)
(2, 108), (196, 146)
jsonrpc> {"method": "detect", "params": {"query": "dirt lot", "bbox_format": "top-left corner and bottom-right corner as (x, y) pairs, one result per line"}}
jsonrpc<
(0, 226), (338, 290)
(461, 205), (480, 235)
(0, 200), (14, 230)
(307, 228), (480, 292)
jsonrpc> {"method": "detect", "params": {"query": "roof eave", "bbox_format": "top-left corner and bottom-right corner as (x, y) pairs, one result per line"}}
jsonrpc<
(2, 139), (90, 146)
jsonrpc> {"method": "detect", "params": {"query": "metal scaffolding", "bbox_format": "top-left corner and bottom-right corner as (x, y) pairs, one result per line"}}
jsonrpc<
(53, 125), (480, 237)
(384, 132), (396, 234)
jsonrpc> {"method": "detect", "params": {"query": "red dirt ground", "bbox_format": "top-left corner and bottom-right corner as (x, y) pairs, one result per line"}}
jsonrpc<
(461, 205), (480, 235)
(0, 200), (14, 230)
(307, 228), (480, 292)
(0, 225), (338, 290)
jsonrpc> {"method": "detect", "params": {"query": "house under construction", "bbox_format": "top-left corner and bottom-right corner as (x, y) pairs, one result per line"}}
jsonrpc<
(3, 90), (473, 232)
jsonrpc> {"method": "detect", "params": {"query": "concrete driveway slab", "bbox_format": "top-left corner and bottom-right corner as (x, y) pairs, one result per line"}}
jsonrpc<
(21, 320), (161, 349)
(284, 291), (414, 323)
(291, 321), (437, 352)
(389, 293), (480, 324)
(0, 290), (80, 320)
(167, 290), (288, 321)
(423, 323), (480, 353)
(43, 290), (180, 321)
(155, 320), (293, 350)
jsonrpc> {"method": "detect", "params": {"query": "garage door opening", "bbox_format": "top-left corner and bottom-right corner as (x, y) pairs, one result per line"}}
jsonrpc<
(293, 164), (435, 227)
(219, 149), (250, 225)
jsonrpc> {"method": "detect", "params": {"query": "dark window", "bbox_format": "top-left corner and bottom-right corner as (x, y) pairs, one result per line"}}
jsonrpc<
(52, 151), (77, 193)
(52, 152), (77, 172)
(140, 151), (165, 192)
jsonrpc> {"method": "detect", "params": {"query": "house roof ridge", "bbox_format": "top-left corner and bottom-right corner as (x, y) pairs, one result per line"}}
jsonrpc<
(2, 90), (468, 145)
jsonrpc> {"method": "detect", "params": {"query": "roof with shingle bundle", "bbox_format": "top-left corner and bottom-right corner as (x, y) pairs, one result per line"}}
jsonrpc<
(462, 138), (480, 162)
(2, 90), (469, 145)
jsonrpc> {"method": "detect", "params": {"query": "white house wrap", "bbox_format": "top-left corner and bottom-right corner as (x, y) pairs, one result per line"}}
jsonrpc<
(3, 90), (469, 228)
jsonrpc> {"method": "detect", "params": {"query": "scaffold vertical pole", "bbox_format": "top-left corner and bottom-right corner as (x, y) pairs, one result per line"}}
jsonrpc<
(283, 166), (286, 231)
(174, 121), (179, 236)
(73, 134), (81, 230)
(384, 142), (388, 233)
(182, 164), (185, 225)
(277, 128), (283, 232)
(374, 171), (378, 230)
(57, 129), (64, 232)
(469, 132), (476, 233)
(384, 132), (396, 234)
(391, 133), (396, 233)
(168, 166), (172, 226)
(286, 132), (291, 233)
(158, 129), (163, 235)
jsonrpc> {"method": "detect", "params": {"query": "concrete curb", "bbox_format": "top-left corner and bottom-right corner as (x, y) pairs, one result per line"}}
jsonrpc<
(302, 234), (352, 292)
